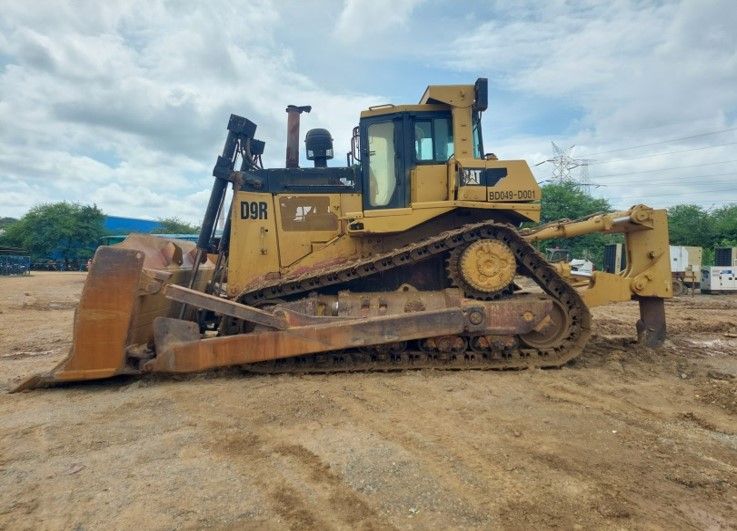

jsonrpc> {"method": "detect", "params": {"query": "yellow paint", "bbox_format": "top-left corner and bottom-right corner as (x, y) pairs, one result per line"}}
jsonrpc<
(411, 165), (448, 203)
(419, 84), (475, 108)
(227, 80), (662, 297)
(274, 193), (343, 268)
(347, 207), (454, 234)
(457, 185), (486, 202)
(455, 158), (541, 209)
(228, 191), (279, 295)
(459, 240), (517, 293)
(525, 206), (673, 304)
(339, 193), (362, 216)
(360, 104), (448, 119)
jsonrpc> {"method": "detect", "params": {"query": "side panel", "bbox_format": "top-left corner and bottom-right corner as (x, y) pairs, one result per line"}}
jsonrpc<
(701, 266), (737, 292)
(340, 193), (362, 215)
(230, 192), (366, 289)
(274, 193), (343, 268)
(456, 159), (540, 205)
(411, 165), (448, 203)
(228, 191), (279, 295)
(683, 246), (702, 270)
(453, 159), (541, 222)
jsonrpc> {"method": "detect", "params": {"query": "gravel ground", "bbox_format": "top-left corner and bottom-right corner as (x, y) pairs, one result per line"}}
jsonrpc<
(1, 272), (736, 529)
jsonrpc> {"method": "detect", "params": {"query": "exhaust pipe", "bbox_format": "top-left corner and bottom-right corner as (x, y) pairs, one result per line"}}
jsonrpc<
(285, 105), (311, 168)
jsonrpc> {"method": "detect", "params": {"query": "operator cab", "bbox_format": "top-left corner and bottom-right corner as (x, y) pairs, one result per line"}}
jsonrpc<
(358, 109), (457, 209)
(235, 76), (541, 251)
(352, 79), (488, 211)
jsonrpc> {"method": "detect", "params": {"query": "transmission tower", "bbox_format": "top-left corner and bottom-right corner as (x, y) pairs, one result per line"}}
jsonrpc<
(536, 141), (596, 187)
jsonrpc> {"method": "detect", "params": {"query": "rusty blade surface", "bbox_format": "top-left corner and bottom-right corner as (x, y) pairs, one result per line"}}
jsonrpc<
(12, 246), (144, 391)
(12, 234), (214, 392)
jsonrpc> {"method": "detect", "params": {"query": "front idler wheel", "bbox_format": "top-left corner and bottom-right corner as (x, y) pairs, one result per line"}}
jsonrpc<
(520, 299), (571, 350)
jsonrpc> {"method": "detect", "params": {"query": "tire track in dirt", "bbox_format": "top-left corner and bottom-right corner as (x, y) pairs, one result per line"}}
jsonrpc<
(209, 429), (392, 530)
(315, 374), (606, 528)
(529, 374), (737, 527)
(3, 275), (737, 529)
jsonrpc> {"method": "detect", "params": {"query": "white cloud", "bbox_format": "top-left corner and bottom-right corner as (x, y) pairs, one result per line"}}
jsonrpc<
(0, 0), (735, 224)
(448, 1), (737, 130)
(0, 0), (379, 222)
(334, 0), (425, 44)
(444, 0), (737, 209)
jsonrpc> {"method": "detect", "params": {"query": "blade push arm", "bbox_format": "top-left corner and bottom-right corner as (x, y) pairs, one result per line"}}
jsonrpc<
(522, 204), (671, 346)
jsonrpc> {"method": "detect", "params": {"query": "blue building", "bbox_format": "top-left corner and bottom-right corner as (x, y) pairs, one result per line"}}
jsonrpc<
(101, 216), (200, 246)
(104, 216), (162, 233)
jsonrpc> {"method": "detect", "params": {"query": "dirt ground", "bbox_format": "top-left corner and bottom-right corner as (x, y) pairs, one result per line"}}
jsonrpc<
(1, 272), (736, 529)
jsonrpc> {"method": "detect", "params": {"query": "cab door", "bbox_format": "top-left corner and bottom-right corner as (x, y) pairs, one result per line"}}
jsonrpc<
(361, 115), (407, 210)
(409, 112), (453, 203)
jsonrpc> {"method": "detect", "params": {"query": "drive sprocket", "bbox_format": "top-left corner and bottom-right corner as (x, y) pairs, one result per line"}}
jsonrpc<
(447, 238), (516, 300)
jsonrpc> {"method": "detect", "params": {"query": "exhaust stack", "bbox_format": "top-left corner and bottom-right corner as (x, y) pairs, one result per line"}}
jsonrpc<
(285, 104), (311, 168)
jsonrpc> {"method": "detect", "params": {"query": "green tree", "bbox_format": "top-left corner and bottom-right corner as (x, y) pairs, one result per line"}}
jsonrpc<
(711, 205), (737, 247)
(537, 181), (618, 268)
(155, 217), (200, 234)
(0, 202), (105, 266)
(540, 181), (612, 223)
(667, 204), (715, 247)
(0, 217), (17, 230)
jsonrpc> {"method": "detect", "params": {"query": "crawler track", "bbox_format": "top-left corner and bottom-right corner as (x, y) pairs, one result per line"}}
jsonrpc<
(237, 221), (592, 372)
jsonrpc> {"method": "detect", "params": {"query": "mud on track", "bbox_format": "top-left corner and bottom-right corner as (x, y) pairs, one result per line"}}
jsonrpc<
(1, 272), (736, 529)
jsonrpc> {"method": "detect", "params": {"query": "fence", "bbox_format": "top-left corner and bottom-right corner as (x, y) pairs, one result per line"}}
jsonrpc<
(0, 254), (31, 276)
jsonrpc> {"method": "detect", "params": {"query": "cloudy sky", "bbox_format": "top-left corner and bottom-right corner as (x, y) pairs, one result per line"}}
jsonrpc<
(1, 0), (736, 223)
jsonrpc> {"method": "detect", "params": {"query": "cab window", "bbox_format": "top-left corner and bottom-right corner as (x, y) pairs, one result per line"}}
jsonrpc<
(472, 112), (483, 159)
(367, 121), (397, 207)
(414, 117), (453, 163)
(434, 118), (453, 160)
(415, 121), (433, 161)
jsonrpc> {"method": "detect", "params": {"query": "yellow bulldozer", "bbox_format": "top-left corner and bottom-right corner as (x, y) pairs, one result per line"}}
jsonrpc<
(15, 79), (672, 391)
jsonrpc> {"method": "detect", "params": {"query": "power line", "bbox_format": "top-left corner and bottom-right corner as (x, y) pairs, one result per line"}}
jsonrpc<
(616, 190), (736, 199)
(580, 126), (737, 157)
(609, 198), (737, 208)
(588, 159), (737, 179)
(612, 185), (737, 198)
(588, 141), (737, 165)
(607, 187), (737, 200)
(598, 116), (737, 138)
(593, 170), (737, 186)
(608, 196), (737, 205)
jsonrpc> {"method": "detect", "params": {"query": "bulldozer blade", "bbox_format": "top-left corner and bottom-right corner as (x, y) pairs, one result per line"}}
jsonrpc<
(11, 234), (213, 392)
(12, 246), (145, 391)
